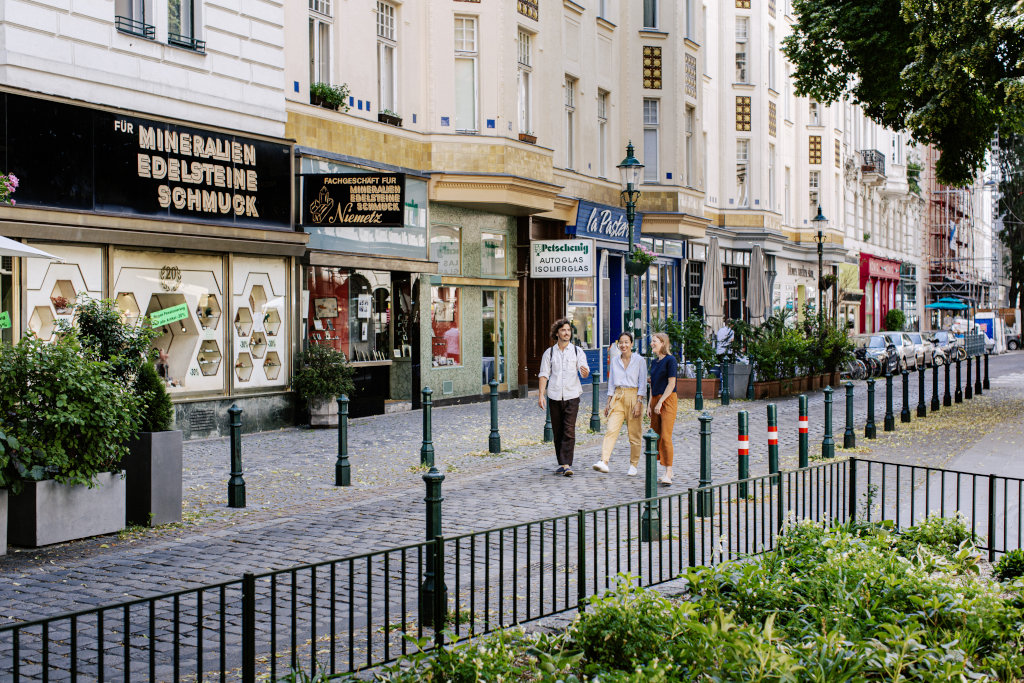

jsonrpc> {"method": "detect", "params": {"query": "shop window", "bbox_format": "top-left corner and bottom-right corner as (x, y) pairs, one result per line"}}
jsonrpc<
(481, 232), (507, 277)
(306, 267), (390, 362)
(50, 280), (77, 315)
(29, 306), (57, 341)
(430, 225), (461, 275)
(147, 292), (198, 389)
(195, 293), (221, 330)
(115, 292), (141, 324)
(234, 307), (254, 337)
(263, 351), (282, 381)
(431, 286), (461, 366)
(250, 331), (267, 358)
(197, 340), (222, 376)
(234, 261), (289, 389)
(235, 351), (254, 382)
(264, 308), (282, 335)
(482, 289), (506, 385)
(568, 275), (597, 350)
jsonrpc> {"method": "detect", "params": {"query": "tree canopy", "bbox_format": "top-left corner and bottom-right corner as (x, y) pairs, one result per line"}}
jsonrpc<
(782, 0), (1024, 186)
(997, 132), (1024, 316)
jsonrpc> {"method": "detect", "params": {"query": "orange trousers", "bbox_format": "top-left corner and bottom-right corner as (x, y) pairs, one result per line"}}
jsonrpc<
(650, 392), (677, 466)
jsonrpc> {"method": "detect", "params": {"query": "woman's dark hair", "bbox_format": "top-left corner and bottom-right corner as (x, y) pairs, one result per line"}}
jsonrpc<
(550, 317), (572, 340)
(617, 331), (634, 343)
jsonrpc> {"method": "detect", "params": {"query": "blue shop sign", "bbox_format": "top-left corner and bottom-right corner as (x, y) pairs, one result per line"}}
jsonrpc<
(569, 201), (642, 245)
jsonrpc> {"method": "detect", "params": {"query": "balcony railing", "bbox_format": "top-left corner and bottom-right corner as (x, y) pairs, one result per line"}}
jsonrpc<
(168, 31), (207, 54)
(859, 149), (886, 177)
(114, 15), (155, 39)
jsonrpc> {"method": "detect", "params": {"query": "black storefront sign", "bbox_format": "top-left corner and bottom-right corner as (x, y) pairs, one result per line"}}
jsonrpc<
(723, 277), (739, 288)
(301, 173), (405, 228)
(0, 91), (291, 229)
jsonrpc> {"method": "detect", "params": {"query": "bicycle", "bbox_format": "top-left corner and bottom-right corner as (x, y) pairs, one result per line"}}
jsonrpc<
(840, 357), (867, 381)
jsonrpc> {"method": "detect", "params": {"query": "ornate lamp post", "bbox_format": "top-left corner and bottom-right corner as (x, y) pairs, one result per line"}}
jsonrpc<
(812, 206), (828, 338)
(617, 142), (644, 339)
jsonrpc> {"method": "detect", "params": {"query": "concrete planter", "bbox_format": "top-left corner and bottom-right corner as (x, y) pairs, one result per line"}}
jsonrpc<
(8, 472), (126, 547)
(0, 489), (7, 556)
(309, 398), (339, 427)
(125, 431), (183, 527)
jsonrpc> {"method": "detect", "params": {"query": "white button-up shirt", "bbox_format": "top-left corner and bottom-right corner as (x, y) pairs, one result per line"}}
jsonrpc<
(607, 353), (648, 398)
(539, 343), (590, 400)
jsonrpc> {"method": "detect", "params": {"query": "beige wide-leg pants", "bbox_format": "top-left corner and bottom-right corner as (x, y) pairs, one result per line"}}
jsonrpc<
(600, 387), (643, 466)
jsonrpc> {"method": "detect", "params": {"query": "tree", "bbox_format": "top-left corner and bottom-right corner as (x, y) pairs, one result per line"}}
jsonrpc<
(782, 0), (1024, 186)
(997, 132), (1024, 325)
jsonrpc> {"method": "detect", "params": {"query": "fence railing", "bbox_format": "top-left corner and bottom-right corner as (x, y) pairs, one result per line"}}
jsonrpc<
(2, 456), (1021, 681)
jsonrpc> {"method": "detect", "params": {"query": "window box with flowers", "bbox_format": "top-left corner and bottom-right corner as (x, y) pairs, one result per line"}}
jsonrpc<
(626, 244), (657, 276)
(378, 109), (403, 127)
(309, 82), (351, 112)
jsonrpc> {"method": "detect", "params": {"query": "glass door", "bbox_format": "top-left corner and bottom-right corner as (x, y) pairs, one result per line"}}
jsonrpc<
(482, 289), (506, 389)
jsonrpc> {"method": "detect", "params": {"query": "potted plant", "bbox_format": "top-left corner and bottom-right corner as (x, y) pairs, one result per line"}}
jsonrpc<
(51, 295), (73, 315)
(676, 314), (718, 398)
(378, 108), (403, 127)
(309, 81), (351, 112)
(124, 361), (181, 526)
(626, 244), (656, 276)
(293, 343), (355, 427)
(518, 131), (537, 144)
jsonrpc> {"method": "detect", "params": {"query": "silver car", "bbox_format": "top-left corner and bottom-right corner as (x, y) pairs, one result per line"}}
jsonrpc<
(880, 331), (918, 370)
(905, 332), (935, 367)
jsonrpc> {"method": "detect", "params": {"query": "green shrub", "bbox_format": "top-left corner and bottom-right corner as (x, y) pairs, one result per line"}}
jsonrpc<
(680, 314), (715, 366)
(135, 361), (175, 432)
(884, 308), (907, 332)
(292, 343), (355, 404)
(995, 549), (1024, 582)
(0, 333), (143, 487)
(60, 295), (156, 384)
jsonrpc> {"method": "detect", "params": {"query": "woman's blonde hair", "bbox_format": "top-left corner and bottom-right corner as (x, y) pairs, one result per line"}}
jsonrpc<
(652, 332), (671, 351)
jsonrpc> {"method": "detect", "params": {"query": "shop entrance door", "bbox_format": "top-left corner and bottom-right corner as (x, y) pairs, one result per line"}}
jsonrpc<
(524, 276), (565, 388)
(482, 290), (507, 391)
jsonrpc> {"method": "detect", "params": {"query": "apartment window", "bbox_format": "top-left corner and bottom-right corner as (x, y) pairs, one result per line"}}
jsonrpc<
(309, 0), (331, 14)
(377, 2), (397, 113)
(735, 18), (748, 83)
(809, 99), (820, 125)
(784, 65), (791, 120)
(768, 28), (776, 90)
(643, 99), (659, 183)
(809, 135), (822, 164)
(809, 170), (820, 211)
(565, 76), (576, 169)
(768, 144), (776, 210)
(784, 166), (791, 224)
(309, 14), (331, 85)
(517, 31), (533, 134)
(115, 0), (154, 37)
(454, 17), (478, 132)
(736, 139), (750, 207)
(684, 106), (695, 186)
(768, 101), (777, 137)
(735, 96), (751, 131)
(686, 0), (694, 38)
(598, 91), (609, 177)
(168, 0), (203, 50)
(642, 46), (662, 89)
(643, 0), (658, 28)
(598, 0), (607, 17)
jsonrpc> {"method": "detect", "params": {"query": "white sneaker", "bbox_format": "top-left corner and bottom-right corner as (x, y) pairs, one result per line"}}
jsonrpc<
(627, 465), (638, 476)
(592, 461), (609, 473)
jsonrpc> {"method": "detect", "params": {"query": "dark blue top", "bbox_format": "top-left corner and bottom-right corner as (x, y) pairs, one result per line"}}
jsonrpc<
(649, 354), (678, 397)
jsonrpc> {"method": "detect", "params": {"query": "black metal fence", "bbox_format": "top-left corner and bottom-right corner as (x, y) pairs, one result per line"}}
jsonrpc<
(3, 457), (1022, 681)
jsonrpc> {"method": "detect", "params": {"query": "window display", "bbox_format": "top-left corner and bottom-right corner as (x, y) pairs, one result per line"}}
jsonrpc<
(306, 266), (392, 362)
(232, 255), (289, 387)
(431, 286), (461, 366)
(25, 244), (103, 341)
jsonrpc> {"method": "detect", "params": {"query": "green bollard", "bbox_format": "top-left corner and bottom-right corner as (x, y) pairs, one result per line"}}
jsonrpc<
(944, 361), (952, 407)
(931, 364), (940, 412)
(865, 378), (877, 439)
(767, 403), (779, 478)
(984, 352), (990, 390)
(738, 410), (750, 497)
(917, 367), (927, 418)
(720, 361), (731, 406)
(543, 397), (553, 443)
(694, 359), (704, 410)
(955, 359), (963, 403)
(965, 355), (974, 399)
(843, 381), (856, 449)
(641, 428), (661, 542)
(884, 372), (895, 432)
(798, 395), (809, 468)
(228, 404), (245, 508)
(589, 376), (602, 432)
(336, 395), (350, 486)
(697, 412), (713, 517)
(900, 370), (911, 423)
(419, 466), (447, 628)
(420, 387), (435, 466)
(822, 386), (835, 460)
(975, 355), (983, 395)
(488, 379), (501, 454)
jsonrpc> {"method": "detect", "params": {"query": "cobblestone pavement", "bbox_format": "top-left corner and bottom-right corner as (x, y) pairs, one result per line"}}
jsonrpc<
(1, 352), (1022, 625)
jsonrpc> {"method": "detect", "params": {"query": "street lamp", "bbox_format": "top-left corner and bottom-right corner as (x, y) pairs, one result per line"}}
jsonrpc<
(812, 206), (828, 336)
(618, 142), (644, 338)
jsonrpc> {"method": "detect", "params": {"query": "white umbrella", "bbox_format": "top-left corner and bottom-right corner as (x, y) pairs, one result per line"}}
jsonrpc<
(747, 245), (770, 325)
(0, 235), (59, 259)
(699, 235), (724, 333)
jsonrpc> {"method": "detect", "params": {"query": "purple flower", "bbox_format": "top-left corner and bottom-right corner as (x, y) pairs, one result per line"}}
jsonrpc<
(7, 173), (18, 189)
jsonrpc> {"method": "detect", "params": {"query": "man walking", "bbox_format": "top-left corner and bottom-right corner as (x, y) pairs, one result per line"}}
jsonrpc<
(538, 317), (591, 477)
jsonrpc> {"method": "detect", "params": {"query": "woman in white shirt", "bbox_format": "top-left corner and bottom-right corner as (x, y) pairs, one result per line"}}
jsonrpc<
(593, 331), (647, 475)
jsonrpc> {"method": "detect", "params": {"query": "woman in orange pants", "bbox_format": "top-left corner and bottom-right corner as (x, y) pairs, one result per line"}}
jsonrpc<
(648, 332), (678, 485)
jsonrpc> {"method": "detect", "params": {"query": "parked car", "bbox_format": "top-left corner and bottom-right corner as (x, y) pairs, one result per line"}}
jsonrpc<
(1008, 333), (1020, 351)
(905, 332), (935, 367)
(853, 334), (899, 376)
(880, 331), (918, 370)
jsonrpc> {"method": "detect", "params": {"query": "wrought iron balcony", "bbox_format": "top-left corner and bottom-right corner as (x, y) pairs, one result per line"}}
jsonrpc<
(115, 15), (155, 39)
(168, 32), (207, 54)
(859, 149), (886, 185)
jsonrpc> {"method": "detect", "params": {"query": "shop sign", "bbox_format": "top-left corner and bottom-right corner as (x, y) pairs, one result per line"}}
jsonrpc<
(0, 311), (10, 329)
(530, 239), (594, 278)
(570, 201), (641, 244)
(150, 303), (190, 327)
(723, 277), (739, 288)
(1, 91), (292, 229)
(865, 256), (901, 280)
(302, 174), (406, 227)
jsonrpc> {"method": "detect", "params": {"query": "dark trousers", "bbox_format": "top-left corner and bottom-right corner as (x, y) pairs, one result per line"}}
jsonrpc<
(549, 397), (580, 467)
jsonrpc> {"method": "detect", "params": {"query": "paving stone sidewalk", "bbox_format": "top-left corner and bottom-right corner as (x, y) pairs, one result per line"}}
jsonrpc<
(1, 353), (1022, 625)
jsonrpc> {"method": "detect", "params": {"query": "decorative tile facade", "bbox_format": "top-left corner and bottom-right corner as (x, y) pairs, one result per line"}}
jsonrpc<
(768, 101), (777, 137)
(809, 135), (822, 165)
(735, 96), (751, 131)
(684, 54), (697, 98)
(643, 46), (663, 89)
(517, 0), (538, 20)
(736, 0), (751, 8)
(768, 0), (775, 17)
(835, 139), (841, 167)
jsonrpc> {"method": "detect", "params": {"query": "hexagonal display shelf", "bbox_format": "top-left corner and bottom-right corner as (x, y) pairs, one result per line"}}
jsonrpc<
(115, 292), (141, 323)
(29, 306), (57, 340)
(50, 280), (77, 315)
(248, 285), (267, 314)
(263, 307), (282, 336)
(234, 352), (253, 382)
(263, 351), (282, 381)
(197, 340), (222, 377)
(250, 331), (267, 358)
(234, 307), (253, 337)
(197, 293), (222, 331)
